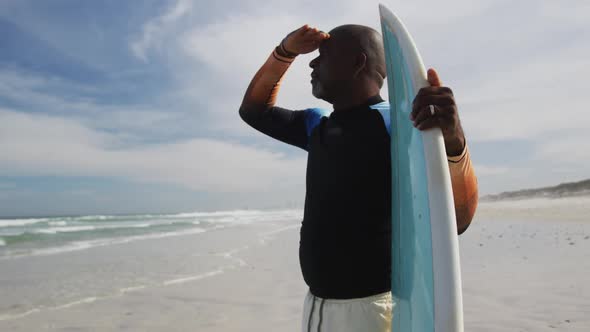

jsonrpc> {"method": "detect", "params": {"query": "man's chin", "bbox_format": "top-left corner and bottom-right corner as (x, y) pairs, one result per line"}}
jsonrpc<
(312, 85), (326, 100)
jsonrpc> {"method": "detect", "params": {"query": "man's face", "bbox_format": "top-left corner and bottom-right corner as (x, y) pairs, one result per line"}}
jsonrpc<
(309, 36), (356, 103)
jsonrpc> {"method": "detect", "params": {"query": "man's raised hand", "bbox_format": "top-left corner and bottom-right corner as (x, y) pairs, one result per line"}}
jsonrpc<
(281, 25), (330, 56)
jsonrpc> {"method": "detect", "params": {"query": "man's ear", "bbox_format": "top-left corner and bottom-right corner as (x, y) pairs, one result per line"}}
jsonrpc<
(353, 52), (368, 78)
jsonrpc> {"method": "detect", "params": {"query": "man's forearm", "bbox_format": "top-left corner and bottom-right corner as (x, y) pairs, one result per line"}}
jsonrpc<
(239, 47), (295, 120)
(444, 126), (466, 157)
(448, 146), (478, 234)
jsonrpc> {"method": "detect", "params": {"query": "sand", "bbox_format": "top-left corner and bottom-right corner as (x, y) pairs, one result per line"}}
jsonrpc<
(461, 197), (590, 331)
(0, 197), (589, 331)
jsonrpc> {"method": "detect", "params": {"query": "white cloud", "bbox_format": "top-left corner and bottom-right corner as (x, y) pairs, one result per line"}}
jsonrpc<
(534, 133), (590, 166)
(130, 0), (193, 62)
(459, 45), (590, 142)
(0, 68), (190, 140)
(0, 109), (306, 193)
(0, 68), (99, 104)
(182, 14), (298, 76)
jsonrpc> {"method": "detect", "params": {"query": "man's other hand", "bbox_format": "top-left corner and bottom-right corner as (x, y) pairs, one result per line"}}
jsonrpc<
(410, 68), (466, 156)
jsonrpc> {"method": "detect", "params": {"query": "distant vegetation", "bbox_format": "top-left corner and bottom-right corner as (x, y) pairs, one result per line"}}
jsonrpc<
(482, 179), (590, 201)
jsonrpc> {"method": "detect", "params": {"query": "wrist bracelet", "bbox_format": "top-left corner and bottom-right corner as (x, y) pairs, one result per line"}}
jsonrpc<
(278, 39), (298, 58)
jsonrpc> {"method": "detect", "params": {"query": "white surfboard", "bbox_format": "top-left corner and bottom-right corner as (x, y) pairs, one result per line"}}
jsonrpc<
(379, 4), (464, 332)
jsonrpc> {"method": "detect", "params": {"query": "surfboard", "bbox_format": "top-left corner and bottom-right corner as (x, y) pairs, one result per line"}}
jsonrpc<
(379, 4), (464, 332)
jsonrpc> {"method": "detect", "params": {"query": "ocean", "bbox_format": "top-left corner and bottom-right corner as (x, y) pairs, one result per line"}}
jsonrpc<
(0, 209), (303, 259)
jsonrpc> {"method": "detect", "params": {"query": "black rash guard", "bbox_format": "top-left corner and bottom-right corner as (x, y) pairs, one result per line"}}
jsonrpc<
(240, 95), (391, 299)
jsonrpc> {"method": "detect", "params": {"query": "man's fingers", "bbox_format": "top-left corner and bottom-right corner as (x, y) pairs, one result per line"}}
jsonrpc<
(416, 116), (440, 131)
(299, 26), (318, 39)
(412, 106), (446, 125)
(427, 68), (442, 87)
(307, 29), (328, 38)
(285, 25), (329, 54)
(306, 28), (319, 36)
(303, 26), (320, 35)
(413, 95), (455, 109)
(293, 24), (309, 37)
(412, 107), (432, 125)
(301, 27), (328, 42)
(411, 96), (455, 120)
(411, 104), (454, 123)
(416, 86), (453, 96)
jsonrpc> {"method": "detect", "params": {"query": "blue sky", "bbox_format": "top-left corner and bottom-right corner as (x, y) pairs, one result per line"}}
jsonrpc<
(0, 0), (589, 217)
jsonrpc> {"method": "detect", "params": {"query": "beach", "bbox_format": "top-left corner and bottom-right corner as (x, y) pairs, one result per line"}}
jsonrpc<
(1, 198), (589, 331)
(463, 197), (590, 331)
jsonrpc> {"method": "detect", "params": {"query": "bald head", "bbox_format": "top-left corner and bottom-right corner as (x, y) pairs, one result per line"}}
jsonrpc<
(308, 24), (386, 106)
(328, 25), (386, 88)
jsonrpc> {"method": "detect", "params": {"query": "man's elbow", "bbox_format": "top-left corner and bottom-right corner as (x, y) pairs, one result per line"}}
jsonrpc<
(456, 195), (478, 235)
(239, 103), (264, 126)
(239, 104), (249, 122)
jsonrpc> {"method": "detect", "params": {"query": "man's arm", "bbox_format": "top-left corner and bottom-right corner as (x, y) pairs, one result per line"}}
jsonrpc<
(447, 146), (478, 234)
(239, 25), (329, 149)
(411, 68), (478, 234)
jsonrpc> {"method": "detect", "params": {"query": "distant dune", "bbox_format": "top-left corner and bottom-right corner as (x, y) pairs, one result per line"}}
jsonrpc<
(482, 178), (590, 202)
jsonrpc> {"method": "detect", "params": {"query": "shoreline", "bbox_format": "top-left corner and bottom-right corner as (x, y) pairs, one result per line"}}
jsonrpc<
(0, 219), (308, 331)
(1, 198), (589, 331)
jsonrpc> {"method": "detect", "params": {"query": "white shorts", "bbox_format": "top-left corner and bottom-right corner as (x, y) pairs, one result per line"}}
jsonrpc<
(301, 290), (394, 332)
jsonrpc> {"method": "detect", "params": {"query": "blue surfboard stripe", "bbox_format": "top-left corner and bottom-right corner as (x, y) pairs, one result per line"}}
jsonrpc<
(382, 21), (435, 332)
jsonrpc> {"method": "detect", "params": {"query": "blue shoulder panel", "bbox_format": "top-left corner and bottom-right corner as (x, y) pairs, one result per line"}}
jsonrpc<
(369, 101), (391, 136)
(304, 108), (330, 137)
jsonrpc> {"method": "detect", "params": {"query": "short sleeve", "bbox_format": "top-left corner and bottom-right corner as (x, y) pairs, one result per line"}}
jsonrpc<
(240, 106), (330, 151)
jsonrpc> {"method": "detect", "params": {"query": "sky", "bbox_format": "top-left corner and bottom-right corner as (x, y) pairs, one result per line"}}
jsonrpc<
(0, 0), (589, 217)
